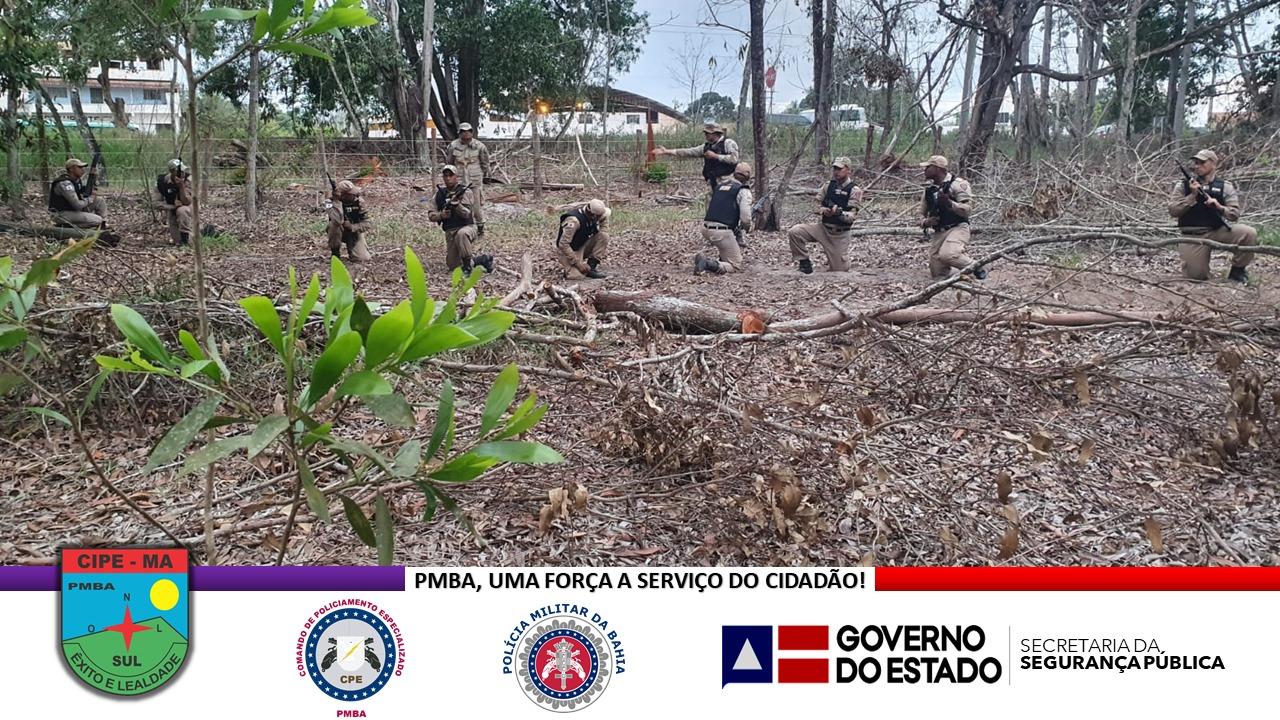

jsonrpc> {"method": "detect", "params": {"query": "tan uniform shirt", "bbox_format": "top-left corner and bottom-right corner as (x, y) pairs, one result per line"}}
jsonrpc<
(445, 139), (491, 186)
(670, 137), (740, 165)
(1167, 174), (1242, 223)
(327, 196), (370, 233)
(920, 173), (973, 221)
(428, 185), (477, 224)
(735, 186), (755, 231)
(817, 178), (863, 226)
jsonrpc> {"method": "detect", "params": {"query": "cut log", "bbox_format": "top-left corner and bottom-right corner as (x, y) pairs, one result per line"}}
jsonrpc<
(0, 221), (98, 241)
(591, 290), (763, 334)
(591, 289), (1188, 335)
(517, 182), (583, 192)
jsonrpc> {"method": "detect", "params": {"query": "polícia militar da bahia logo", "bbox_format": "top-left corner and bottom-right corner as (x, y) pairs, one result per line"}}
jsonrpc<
(298, 600), (405, 702)
(59, 547), (190, 696)
(502, 603), (626, 712)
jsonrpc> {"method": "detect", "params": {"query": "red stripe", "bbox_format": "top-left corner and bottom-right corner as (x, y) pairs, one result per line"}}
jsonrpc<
(778, 625), (828, 650)
(876, 567), (1280, 591)
(778, 658), (828, 683)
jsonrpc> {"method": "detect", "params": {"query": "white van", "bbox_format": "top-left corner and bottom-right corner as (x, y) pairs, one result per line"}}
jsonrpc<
(799, 104), (868, 130)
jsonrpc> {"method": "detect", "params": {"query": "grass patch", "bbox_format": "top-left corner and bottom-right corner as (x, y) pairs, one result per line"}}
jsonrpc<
(202, 231), (241, 251)
(1258, 226), (1280, 247)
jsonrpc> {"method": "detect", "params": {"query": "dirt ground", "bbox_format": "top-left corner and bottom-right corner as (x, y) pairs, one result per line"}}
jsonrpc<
(3, 165), (1279, 568)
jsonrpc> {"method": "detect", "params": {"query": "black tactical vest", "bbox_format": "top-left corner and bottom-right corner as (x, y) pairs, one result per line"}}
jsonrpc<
(705, 180), (746, 228)
(1178, 178), (1228, 230)
(48, 173), (86, 212)
(823, 179), (856, 227)
(557, 208), (598, 251)
(702, 138), (736, 181)
(924, 177), (967, 229)
(157, 174), (182, 205)
(340, 198), (366, 227)
(434, 186), (472, 230)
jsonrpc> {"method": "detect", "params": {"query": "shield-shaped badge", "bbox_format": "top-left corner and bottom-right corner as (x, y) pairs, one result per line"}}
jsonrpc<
(60, 547), (190, 696)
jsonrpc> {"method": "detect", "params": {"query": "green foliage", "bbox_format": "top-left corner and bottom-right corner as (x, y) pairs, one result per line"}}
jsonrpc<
(686, 91), (736, 122)
(92, 246), (559, 563)
(644, 163), (670, 184)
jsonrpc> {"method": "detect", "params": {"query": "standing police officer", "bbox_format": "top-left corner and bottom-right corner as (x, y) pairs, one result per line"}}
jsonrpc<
(445, 122), (492, 237)
(654, 122), (740, 194)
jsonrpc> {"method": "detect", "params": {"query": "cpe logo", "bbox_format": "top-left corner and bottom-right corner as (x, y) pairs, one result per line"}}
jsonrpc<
(722, 625), (830, 686)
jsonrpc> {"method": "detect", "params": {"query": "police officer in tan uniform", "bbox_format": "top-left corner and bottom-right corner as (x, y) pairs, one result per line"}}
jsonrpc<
(153, 159), (193, 246)
(654, 122), (740, 193)
(1168, 149), (1258, 282)
(445, 122), (491, 236)
(787, 157), (861, 273)
(48, 158), (107, 229)
(555, 199), (610, 280)
(920, 155), (985, 280)
(428, 165), (493, 273)
(694, 163), (753, 275)
(327, 180), (372, 262)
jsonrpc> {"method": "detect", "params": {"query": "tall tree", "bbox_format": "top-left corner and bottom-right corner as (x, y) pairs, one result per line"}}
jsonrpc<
(1116, 0), (1144, 143)
(749, 0), (768, 218)
(814, 0), (836, 164)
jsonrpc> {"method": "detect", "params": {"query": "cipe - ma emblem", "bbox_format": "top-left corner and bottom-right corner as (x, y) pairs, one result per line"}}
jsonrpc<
(504, 604), (624, 712)
(298, 601), (403, 702)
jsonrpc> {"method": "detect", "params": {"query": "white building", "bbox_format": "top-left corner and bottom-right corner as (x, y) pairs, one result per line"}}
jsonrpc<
(13, 57), (181, 135)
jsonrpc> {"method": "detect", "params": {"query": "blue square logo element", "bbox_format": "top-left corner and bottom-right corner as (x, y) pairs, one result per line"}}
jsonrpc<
(722, 626), (773, 687)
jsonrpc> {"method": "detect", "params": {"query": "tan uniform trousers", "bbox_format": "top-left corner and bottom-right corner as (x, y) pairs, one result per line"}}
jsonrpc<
(557, 232), (609, 279)
(928, 224), (975, 278)
(1178, 224), (1258, 280)
(327, 221), (372, 261)
(167, 206), (193, 243)
(444, 225), (479, 270)
(53, 197), (107, 229)
(788, 222), (850, 272)
(702, 225), (743, 273)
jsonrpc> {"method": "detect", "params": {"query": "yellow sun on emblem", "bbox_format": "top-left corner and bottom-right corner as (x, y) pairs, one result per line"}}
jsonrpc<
(150, 578), (180, 612)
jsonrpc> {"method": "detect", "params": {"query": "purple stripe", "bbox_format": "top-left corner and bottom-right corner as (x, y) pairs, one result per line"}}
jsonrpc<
(0, 566), (404, 591)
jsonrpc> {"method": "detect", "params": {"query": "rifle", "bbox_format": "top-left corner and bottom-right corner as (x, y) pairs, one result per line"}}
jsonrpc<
(1178, 162), (1231, 231)
(84, 150), (103, 196)
(1177, 162), (1228, 229)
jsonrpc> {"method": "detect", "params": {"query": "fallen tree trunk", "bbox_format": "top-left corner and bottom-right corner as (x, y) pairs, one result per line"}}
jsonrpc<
(0, 221), (97, 241)
(518, 181), (583, 191)
(591, 289), (1202, 335)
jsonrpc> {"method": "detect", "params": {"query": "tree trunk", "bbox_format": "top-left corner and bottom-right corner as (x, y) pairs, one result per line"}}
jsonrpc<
(36, 85), (72, 156)
(181, 35), (210, 345)
(384, 0), (414, 147)
(36, 92), (48, 199)
(68, 87), (105, 186)
(811, 0), (826, 164)
(1015, 31), (1034, 162)
(736, 51), (751, 135)
(456, 0), (483, 124)
(245, 47), (260, 222)
(957, 0), (1042, 172)
(334, 37), (369, 138)
(814, 0), (836, 165)
(1226, 0), (1258, 109)
(97, 61), (130, 129)
(1163, 0), (1185, 140)
(1116, 0), (1142, 143)
(5, 84), (22, 217)
(530, 107), (542, 201)
(1172, 0), (1195, 138)
(418, 0), (435, 168)
(429, 47), (460, 139)
(749, 0), (769, 222)
(1039, 4), (1053, 149)
(1072, 12), (1094, 138)
(959, 29), (977, 146)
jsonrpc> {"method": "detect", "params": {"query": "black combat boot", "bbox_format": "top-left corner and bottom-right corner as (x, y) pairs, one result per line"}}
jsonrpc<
(474, 254), (495, 273)
(477, 224), (486, 237)
(1228, 266), (1249, 283)
(461, 257), (475, 274)
(798, 258), (814, 274)
(587, 256), (601, 271)
(177, 232), (189, 247)
(972, 266), (987, 280)
(693, 253), (709, 275)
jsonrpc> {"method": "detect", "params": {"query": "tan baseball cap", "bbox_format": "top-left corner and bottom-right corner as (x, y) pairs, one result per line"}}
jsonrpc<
(1191, 149), (1218, 163)
(918, 155), (949, 169)
(734, 162), (752, 178)
(703, 122), (725, 135)
(65, 158), (88, 170)
(335, 179), (360, 195)
(441, 164), (459, 175)
(458, 122), (473, 132)
(831, 156), (853, 169)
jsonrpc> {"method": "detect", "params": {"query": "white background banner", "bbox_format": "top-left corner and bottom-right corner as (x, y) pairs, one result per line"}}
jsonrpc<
(4, 566), (1275, 718)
